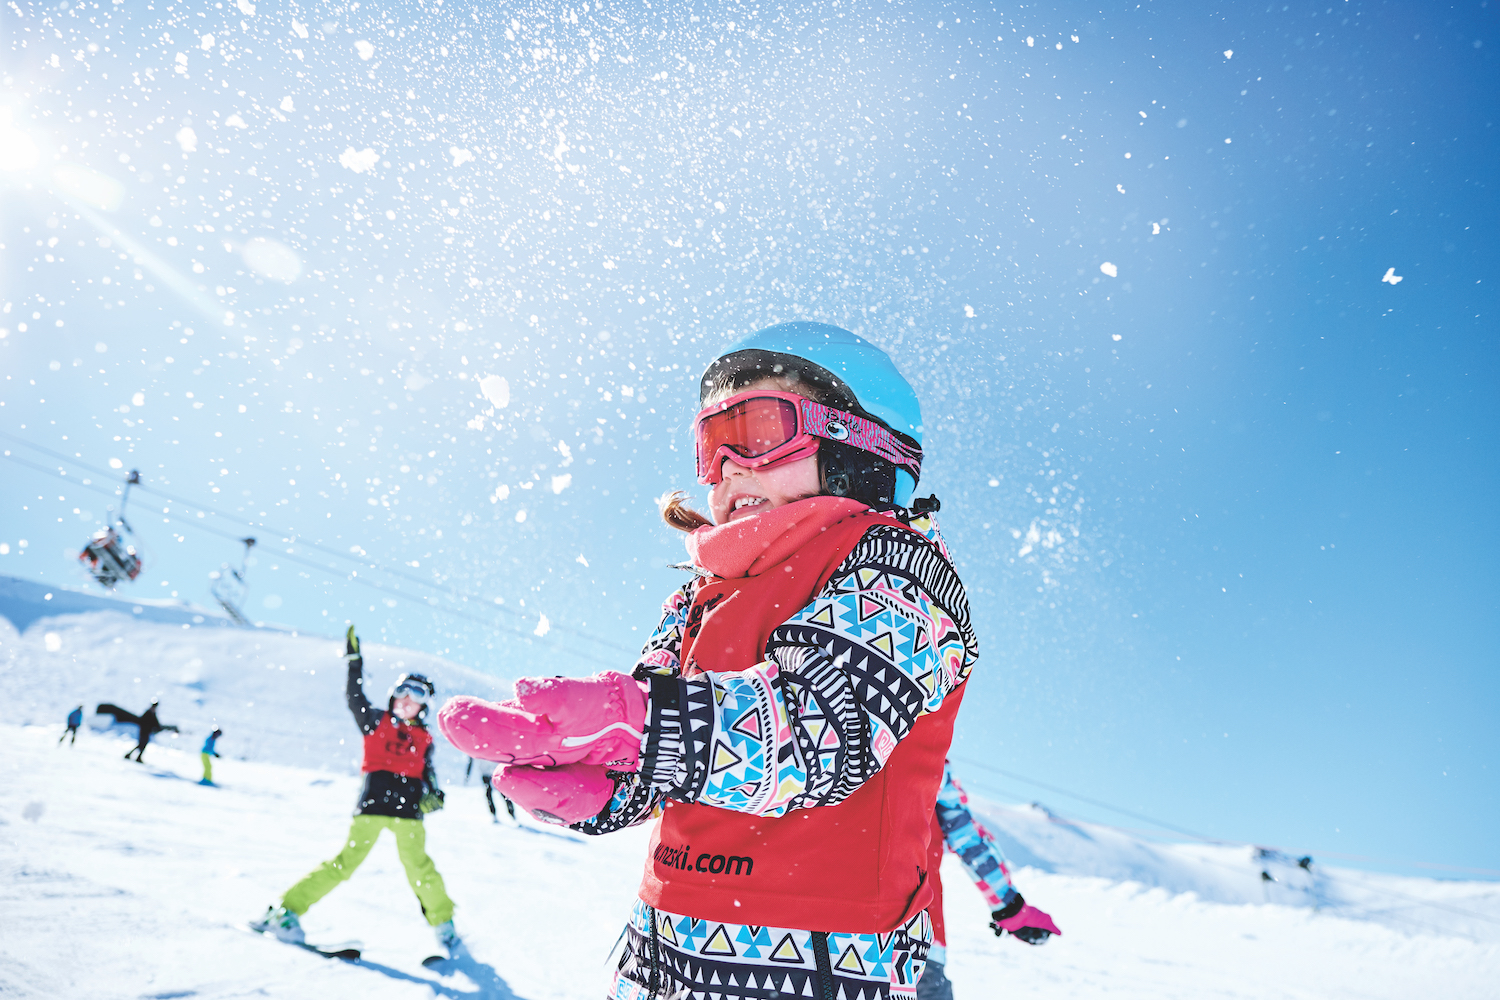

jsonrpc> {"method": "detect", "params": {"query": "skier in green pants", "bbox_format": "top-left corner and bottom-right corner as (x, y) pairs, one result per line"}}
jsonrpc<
(252, 626), (460, 954)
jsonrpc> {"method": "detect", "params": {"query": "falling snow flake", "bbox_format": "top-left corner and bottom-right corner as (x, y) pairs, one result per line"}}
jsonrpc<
(479, 375), (510, 408)
(339, 147), (379, 173)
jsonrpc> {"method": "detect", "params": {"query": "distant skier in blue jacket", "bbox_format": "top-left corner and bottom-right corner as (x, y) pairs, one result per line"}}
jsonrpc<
(200, 728), (223, 785)
(59, 705), (83, 746)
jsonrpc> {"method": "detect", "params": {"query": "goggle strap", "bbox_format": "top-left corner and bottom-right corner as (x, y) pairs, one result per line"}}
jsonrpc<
(796, 398), (923, 481)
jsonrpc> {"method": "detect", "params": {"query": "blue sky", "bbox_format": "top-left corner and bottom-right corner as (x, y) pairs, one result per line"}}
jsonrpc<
(1, 1), (1494, 879)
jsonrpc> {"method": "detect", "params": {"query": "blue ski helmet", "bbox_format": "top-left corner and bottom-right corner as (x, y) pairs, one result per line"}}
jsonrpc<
(699, 322), (925, 505)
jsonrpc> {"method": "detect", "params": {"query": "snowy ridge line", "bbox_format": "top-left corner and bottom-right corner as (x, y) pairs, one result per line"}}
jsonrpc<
(1175, 843), (1500, 935)
(0, 445), (630, 666)
(965, 794), (1500, 932)
(953, 755), (1500, 880)
(1308, 869), (1500, 928)
(968, 795), (1500, 942)
(0, 573), (314, 638)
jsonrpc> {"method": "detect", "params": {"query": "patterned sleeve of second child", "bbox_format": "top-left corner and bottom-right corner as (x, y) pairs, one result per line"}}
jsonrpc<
(936, 763), (1019, 911)
(576, 519), (978, 834)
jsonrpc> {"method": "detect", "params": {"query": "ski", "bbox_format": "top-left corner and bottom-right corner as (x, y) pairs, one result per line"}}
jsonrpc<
(244, 923), (361, 960)
(422, 937), (464, 973)
(295, 941), (363, 961)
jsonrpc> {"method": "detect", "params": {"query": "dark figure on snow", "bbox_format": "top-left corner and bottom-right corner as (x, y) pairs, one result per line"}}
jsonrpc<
(465, 756), (518, 823)
(59, 705), (84, 746)
(124, 701), (178, 762)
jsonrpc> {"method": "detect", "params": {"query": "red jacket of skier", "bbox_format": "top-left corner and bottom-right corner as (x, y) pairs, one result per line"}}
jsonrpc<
(347, 654), (435, 819)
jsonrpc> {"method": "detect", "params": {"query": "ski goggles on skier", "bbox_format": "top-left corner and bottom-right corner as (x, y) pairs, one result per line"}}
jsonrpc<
(694, 390), (923, 486)
(392, 680), (431, 704)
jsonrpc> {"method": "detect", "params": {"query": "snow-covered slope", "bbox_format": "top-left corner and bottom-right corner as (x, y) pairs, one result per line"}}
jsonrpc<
(970, 800), (1500, 942)
(2, 573), (508, 776)
(2, 574), (1498, 999)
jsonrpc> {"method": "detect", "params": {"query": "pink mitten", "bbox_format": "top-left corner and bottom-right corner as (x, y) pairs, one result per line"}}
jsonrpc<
(992, 903), (1062, 944)
(437, 671), (647, 769)
(494, 763), (615, 825)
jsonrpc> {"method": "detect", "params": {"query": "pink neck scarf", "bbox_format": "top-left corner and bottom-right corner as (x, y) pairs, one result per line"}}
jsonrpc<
(685, 496), (872, 580)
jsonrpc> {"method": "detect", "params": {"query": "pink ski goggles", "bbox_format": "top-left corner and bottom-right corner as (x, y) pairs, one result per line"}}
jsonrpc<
(694, 390), (923, 486)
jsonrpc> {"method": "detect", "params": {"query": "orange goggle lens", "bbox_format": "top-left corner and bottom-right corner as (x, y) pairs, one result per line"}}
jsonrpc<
(695, 396), (802, 478)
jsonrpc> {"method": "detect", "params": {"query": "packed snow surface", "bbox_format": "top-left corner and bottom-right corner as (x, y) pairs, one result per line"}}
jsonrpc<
(3, 578), (1498, 998)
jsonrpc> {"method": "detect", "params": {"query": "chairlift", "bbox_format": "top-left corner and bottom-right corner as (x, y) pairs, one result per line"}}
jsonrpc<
(78, 470), (144, 588)
(210, 536), (256, 625)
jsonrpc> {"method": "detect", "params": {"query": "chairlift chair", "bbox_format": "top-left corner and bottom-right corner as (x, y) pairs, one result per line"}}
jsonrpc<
(79, 525), (143, 588)
(79, 469), (144, 589)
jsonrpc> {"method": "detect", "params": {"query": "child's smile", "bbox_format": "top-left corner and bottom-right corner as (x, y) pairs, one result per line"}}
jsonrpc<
(708, 451), (821, 523)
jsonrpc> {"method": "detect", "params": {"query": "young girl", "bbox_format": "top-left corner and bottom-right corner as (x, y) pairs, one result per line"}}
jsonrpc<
(442, 322), (978, 1000)
(253, 627), (459, 954)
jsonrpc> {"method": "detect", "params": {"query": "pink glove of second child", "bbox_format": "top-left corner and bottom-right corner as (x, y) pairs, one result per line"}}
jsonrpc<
(494, 763), (615, 825)
(438, 671), (647, 770)
(991, 901), (1062, 945)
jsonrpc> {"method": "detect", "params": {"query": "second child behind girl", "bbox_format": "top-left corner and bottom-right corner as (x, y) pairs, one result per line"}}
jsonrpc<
(442, 323), (978, 1000)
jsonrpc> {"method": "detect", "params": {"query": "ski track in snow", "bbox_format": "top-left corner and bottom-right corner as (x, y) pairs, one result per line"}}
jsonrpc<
(2, 583), (1499, 998)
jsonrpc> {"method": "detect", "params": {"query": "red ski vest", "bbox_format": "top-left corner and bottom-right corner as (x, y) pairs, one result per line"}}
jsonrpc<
(928, 813), (950, 945)
(362, 713), (431, 777)
(639, 509), (967, 933)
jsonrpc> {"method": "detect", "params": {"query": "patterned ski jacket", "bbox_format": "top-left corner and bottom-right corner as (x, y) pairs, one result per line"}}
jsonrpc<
(580, 510), (979, 1000)
(577, 512), (977, 830)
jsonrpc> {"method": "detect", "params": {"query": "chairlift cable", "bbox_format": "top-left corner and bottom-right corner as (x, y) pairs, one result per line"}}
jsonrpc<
(0, 429), (634, 654)
(1, 450), (622, 667)
(950, 755), (1224, 844)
